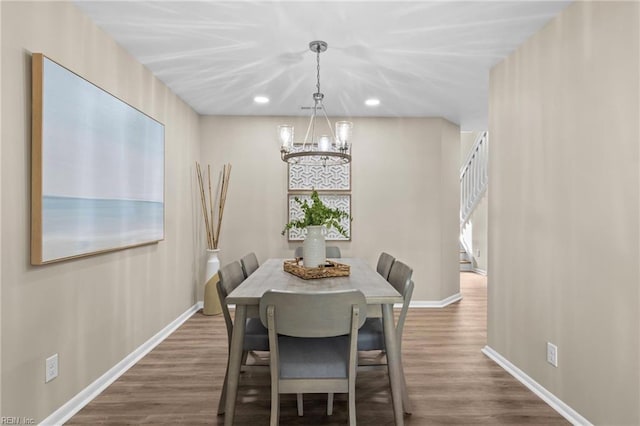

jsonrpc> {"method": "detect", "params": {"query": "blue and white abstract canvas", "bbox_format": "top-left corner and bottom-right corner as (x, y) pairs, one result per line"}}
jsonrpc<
(33, 55), (164, 263)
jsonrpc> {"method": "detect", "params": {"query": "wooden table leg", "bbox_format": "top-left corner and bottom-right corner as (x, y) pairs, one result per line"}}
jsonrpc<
(382, 303), (404, 426)
(224, 305), (247, 426)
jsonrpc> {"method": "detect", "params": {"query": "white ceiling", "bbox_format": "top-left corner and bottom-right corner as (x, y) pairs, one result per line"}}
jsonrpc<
(74, 1), (571, 130)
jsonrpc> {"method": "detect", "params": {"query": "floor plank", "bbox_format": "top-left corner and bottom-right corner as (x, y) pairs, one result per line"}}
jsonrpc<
(67, 272), (567, 425)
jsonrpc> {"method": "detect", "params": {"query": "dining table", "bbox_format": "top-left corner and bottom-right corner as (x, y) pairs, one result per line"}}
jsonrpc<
(222, 257), (408, 426)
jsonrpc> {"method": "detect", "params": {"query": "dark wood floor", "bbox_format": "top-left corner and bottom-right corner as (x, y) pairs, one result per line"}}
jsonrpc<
(68, 273), (567, 425)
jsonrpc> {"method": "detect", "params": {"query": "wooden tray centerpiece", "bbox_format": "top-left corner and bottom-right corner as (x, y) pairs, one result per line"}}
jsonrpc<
(283, 258), (350, 280)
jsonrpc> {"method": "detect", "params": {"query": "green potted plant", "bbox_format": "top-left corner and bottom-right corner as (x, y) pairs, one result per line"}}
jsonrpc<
(282, 190), (351, 267)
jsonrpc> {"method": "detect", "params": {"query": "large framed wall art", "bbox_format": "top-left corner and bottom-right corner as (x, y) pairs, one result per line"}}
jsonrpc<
(31, 53), (165, 265)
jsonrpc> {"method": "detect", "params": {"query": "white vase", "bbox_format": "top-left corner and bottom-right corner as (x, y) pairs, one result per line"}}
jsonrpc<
(303, 226), (326, 268)
(203, 248), (222, 315)
(205, 248), (221, 283)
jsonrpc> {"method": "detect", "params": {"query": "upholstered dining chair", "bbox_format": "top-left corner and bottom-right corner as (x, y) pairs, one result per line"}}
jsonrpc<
(326, 246), (342, 258)
(260, 289), (367, 426)
(216, 261), (269, 414)
(240, 252), (259, 278)
(357, 259), (414, 412)
(376, 252), (395, 280)
(294, 246), (342, 258)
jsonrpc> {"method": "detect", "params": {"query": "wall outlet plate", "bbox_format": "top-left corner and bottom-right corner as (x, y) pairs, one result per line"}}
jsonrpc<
(46, 353), (58, 383)
(546, 342), (558, 367)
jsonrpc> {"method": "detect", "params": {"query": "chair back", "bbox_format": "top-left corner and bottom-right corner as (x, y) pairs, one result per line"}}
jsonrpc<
(260, 290), (366, 338)
(216, 261), (246, 345)
(294, 246), (342, 259)
(376, 252), (395, 280)
(240, 252), (259, 278)
(326, 246), (341, 258)
(261, 289), (365, 424)
(387, 260), (414, 348)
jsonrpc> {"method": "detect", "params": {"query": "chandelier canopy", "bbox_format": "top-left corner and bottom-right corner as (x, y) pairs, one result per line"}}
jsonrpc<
(279, 41), (353, 167)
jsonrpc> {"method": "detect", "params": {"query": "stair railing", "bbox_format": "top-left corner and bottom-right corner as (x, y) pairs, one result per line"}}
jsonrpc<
(460, 131), (488, 255)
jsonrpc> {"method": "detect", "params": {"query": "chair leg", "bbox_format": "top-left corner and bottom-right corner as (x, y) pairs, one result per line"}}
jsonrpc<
(217, 361), (229, 415)
(348, 388), (356, 426)
(399, 354), (413, 414)
(297, 393), (304, 416)
(327, 393), (334, 416)
(241, 350), (249, 367)
(270, 391), (279, 426)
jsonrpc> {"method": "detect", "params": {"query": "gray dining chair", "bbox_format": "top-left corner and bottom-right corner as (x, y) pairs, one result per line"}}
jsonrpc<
(326, 246), (341, 258)
(358, 260), (413, 352)
(260, 289), (367, 426)
(240, 252), (259, 278)
(294, 246), (342, 258)
(216, 261), (269, 414)
(376, 252), (395, 280)
(357, 260), (414, 412)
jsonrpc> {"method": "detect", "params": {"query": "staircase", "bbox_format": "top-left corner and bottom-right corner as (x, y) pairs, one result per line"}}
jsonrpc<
(459, 131), (488, 271)
(459, 244), (473, 272)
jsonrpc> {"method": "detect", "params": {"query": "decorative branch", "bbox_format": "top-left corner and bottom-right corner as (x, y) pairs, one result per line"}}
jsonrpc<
(215, 164), (232, 248)
(196, 162), (232, 249)
(195, 163), (213, 249)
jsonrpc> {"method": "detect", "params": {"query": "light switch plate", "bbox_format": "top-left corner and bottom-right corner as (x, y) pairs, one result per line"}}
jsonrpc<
(46, 353), (58, 382)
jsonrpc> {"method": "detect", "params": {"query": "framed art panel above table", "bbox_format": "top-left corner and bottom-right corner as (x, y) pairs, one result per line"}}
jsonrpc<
(287, 193), (351, 241)
(288, 161), (350, 191)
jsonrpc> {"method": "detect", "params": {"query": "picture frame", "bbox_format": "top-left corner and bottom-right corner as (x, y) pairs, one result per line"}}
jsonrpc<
(287, 193), (351, 241)
(31, 53), (165, 265)
(288, 161), (351, 191)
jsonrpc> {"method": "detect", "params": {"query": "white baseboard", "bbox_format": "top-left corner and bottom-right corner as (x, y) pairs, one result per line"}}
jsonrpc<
(405, 293), (463, 308)
(40, 302), (204, 426)
(481, 346), (592, 426)
(473, 268), (487, 276)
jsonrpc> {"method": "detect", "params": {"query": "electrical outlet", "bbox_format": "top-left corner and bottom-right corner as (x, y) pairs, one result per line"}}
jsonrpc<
(546, 342), (558, 367)
(45, 354), (58, 383)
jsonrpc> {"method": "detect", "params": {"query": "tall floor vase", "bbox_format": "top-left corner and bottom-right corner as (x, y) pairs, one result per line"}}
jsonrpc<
(303, 226), (326, 268)
(203, 249), (222, 315)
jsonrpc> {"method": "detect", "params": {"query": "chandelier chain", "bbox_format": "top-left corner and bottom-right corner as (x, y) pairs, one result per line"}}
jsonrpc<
(316, 48), (321, 96)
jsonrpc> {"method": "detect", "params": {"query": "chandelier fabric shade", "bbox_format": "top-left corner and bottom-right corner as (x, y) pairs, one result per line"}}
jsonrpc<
(279, 41), (353, 167)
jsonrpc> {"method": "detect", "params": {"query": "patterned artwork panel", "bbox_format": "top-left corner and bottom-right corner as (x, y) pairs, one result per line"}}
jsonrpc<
(288, 194), (351, 241)
(288, 163), (350, 191)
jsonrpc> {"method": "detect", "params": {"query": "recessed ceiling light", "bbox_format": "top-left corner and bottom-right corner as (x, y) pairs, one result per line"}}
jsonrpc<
(254, 96), (269, 104)
(365, 98), (380, 107)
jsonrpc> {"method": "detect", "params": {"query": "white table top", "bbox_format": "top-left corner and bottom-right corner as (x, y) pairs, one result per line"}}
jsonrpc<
(226, 258), (402, 305)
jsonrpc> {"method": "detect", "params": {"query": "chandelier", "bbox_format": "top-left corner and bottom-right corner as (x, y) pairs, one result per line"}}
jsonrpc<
(278, 40), (353, 167)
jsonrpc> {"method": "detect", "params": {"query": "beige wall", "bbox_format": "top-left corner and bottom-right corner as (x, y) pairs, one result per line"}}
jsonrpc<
(460, 130), (480, 165)
(488, 2), (639, 424)
(1, 1), (201, 421)
(438, 119), (462, 299)
(200, 116), (460, 301)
